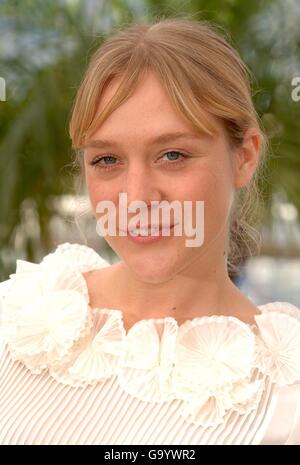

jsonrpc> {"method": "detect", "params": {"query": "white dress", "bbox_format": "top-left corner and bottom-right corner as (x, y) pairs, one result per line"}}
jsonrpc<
(0, 242), (300, 445)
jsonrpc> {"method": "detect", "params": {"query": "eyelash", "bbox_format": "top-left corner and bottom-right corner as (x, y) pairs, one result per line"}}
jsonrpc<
(89, 151), (190, 171)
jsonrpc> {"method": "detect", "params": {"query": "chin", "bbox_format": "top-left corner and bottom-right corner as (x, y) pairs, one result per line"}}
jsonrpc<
(119, 248), (181, 284)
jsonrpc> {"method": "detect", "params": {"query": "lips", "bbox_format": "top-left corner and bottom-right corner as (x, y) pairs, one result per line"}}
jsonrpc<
(127, 224), (174, 233)
(117, 223), (175, 233)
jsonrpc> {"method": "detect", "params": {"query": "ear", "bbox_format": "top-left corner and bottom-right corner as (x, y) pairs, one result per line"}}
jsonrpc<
(233, 127), (262, 189)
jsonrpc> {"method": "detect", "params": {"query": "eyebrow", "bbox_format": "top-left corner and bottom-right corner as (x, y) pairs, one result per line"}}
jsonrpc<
(80, 131), (204, 150)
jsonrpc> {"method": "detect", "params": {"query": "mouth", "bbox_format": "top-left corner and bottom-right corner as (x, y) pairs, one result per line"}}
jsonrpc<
(120, 224), (175, 236)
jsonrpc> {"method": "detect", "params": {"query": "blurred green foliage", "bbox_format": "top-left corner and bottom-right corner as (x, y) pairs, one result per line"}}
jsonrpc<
(0, 0), (300, 280)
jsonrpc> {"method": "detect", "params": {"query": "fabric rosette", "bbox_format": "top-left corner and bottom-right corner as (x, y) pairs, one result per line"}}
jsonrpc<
(0, 260), (92, 373)
(49, 308), (126, 387)
(253, 302), (300, 386)
(117, 318), (179, 403)
(171, 315), (264, 427)
(0, 247), (126, 387)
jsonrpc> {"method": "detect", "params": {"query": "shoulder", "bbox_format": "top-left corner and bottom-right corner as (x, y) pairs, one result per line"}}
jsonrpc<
(0, 242), (110, 324)
(253, 300), (300, 387)
(0, 242), (113, 376)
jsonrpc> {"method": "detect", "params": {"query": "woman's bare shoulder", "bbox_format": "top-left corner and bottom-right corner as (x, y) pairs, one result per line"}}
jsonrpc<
(82, 262), (122, 310)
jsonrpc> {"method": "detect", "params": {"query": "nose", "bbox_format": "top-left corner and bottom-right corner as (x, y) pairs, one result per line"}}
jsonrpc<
(121, 162), (163, 207)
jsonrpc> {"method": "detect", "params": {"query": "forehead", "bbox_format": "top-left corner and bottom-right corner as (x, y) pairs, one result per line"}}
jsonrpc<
(100, 72), (174, 112)
(98, 73), (188, 131)
(87, 71), (225, 147)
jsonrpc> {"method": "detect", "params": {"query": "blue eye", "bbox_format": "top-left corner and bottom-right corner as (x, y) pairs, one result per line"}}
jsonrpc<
(101, 156), (116, 164)
(90, 155), (118, 171)
(160, 151), (189, 167)
(91, 155), (116, 165)
(163, 151), (182, 161)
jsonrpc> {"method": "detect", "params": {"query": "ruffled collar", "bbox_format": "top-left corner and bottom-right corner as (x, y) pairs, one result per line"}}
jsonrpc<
(1, 242), (300, 428)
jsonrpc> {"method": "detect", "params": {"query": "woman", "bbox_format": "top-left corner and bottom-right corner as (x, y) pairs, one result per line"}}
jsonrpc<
(0, 17), (300, 445)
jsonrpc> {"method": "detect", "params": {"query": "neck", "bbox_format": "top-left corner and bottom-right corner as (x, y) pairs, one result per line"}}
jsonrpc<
(111, 249), (240, 326)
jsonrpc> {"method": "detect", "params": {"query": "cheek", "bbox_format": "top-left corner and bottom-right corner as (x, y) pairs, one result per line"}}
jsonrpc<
(173, 166), (231, 207)
(174, 167), (233, 238)
(200, 168), (234, 241)
(85, 172), (115, 214)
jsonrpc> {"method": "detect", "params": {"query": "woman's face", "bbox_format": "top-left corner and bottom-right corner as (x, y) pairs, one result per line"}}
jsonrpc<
(83, 72), (259, 283)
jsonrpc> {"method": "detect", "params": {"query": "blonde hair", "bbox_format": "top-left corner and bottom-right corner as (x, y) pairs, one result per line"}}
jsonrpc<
(69, 15), (268, 279)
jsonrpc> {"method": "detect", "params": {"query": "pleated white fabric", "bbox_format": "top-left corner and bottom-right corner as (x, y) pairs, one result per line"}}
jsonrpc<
(0, 242), (300, 445)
